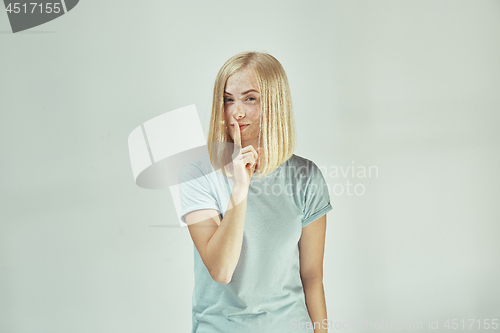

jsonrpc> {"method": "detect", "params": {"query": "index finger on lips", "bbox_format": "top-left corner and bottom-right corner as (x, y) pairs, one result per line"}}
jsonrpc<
(231, 115), (242, 149)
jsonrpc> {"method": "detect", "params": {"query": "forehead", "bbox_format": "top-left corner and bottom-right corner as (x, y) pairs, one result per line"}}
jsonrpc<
(224, 68), (259, 93)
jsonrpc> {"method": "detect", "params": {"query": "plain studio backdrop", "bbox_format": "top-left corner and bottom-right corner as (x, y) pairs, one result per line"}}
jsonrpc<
(1, 1), (499, 332)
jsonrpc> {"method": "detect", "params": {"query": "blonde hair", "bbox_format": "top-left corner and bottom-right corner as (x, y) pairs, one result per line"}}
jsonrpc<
(207, 51), (296, 180)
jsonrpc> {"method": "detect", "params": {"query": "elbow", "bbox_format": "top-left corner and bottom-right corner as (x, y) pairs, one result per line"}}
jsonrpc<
(201, 251), (234, 284)
(210, 268), (233, 284)
(216, 275), (232, 285)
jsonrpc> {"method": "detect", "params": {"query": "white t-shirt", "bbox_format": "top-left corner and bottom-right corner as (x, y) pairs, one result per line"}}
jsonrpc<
(179, 153), (332, 333)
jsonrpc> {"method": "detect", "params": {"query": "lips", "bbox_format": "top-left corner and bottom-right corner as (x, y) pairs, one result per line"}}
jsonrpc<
(232, 123), (249, 130)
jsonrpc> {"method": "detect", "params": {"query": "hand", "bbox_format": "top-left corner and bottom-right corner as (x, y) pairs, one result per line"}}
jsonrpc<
(228, 115), (260, 188)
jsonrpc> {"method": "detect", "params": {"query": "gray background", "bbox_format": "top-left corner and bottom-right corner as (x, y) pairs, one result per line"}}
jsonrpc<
(1, 0), (499, 332)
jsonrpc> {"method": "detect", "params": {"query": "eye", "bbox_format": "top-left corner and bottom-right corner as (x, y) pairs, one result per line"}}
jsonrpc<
(247, 97), (256, 101)
(224, 97), (233, 103)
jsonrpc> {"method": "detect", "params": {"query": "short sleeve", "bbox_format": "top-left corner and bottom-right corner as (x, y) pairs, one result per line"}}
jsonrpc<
(178, 162), (220, 224)
(301, 162), (332, 228)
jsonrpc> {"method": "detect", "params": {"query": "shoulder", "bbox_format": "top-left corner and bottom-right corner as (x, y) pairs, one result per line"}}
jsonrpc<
(179, 154), (215, 183)
(284, 154), (324, 180)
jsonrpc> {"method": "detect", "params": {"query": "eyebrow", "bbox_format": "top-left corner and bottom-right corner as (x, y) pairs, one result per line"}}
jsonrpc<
(224, 89), (260, 96)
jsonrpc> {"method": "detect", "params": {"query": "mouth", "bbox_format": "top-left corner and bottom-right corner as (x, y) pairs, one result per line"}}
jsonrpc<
(232, 124), (249, 131)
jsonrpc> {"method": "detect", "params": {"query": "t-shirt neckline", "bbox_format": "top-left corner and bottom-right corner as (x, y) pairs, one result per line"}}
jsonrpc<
(251, 156), (291, 179)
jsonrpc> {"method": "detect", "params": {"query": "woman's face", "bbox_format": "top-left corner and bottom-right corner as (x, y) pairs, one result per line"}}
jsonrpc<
(224, 67), (261, 148)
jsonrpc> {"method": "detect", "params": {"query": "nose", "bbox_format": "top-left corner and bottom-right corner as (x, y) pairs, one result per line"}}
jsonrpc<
(232, 102), (245, 119)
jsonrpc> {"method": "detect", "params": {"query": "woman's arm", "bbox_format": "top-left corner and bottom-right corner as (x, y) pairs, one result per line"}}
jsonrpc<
(299, 214), (328, 332)
(185, 184), (248, 284)
(185, 115), (260, 284)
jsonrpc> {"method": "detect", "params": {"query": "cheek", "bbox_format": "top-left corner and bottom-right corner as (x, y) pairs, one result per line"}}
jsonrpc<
(250, 121), (260, 135)
(249, 107), (261, 120)
(223, 111), (232, 124)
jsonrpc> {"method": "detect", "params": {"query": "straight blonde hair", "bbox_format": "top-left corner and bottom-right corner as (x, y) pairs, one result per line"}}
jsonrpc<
(207, 51), (296, 180)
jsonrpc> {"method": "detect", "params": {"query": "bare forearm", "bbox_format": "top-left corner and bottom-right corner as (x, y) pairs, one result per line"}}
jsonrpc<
(302, 278), (328, 332)
(204, 184), (248, 283)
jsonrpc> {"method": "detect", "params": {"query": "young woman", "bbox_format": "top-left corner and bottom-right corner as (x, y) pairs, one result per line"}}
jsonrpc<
(179, 51), (332, 332)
